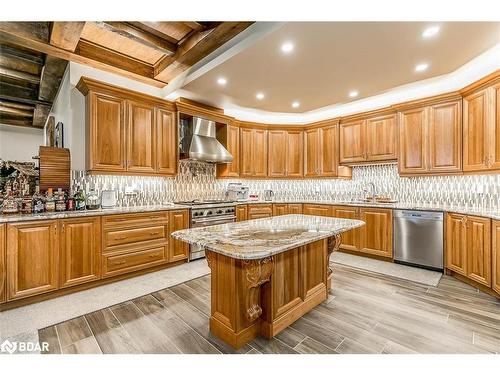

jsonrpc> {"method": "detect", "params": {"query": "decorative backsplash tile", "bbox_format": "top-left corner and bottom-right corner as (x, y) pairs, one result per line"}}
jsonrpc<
(73, 161), (500, 210)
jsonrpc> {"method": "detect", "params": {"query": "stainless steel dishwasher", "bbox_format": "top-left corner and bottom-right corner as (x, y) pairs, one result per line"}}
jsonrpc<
(393, 210), (444, 271)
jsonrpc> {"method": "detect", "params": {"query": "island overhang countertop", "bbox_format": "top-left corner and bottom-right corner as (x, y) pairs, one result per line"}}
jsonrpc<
(171, 214), (365, 260)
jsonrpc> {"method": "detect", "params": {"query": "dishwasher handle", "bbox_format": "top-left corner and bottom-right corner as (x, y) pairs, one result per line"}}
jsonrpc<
(394, 210), (444, 221)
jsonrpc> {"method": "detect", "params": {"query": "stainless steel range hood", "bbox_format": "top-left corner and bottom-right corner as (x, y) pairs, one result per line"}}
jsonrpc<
(185, 117), (233, 163)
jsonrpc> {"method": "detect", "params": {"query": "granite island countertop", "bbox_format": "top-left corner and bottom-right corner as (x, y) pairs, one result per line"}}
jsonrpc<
(171, 214), (365, 260)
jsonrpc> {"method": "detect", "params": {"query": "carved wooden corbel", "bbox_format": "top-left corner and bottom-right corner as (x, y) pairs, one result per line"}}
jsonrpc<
(326, 234), (342, 280)
(242, 257), (274, 322)
(205, 249), (216, 270)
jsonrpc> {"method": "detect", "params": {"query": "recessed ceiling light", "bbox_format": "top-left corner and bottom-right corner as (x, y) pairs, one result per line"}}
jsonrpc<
(217, 77), (227, 85)
(281, 42), (294, 53)
(256, 92), (265, 100)
(292, 101), (300, 108)
(349, 90), (359, 98)
(415, 63), (429, 72)
(422, 26), (440, 38)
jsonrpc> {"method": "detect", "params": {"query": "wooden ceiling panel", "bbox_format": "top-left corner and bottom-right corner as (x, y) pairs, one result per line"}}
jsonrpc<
(81, 22), (165, 64)
(132, 22), (194, 43)
(0, 43), (44, 75)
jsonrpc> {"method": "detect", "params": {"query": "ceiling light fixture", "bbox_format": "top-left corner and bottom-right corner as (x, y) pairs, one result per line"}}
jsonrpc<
(281, 42), (294, 53)
(415, 63), (429, 72)
(422, 26), (440, 38)
(256, 92), (265, 100)
(349, 90), (359, 98)
(292, 101), (300, 108)
(217, 77), (227, 85)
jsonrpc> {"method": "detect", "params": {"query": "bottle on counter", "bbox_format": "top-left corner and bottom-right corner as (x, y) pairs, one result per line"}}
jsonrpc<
(55, 188), (67, 212)
(85, 188), (101, 210)
(74, 184), (86, 211)
(2, 182), (19, 214)
(66, 189), (75, 211)
(44, 188), (56, 212)
(20, 182), (32, 214)
(32, 185), (45, 214)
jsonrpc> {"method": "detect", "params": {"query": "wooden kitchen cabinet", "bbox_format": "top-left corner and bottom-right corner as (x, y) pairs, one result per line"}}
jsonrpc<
(288, 204), (303, 214)
(217, 124), (240, 177)
(399, 99), (462, 175)
(332, 206), (360, 252)
(446, 213), (468, 276)
(492, 220), (500, 294)
(236, 205), (248, 221)
(156, 107), (177, 175)
(359, 208), (393, 258)
(302, 204), (332, 217)
(6, 220), (59, 300)
(304, 128), (321, 177)
(273, 204), (289, 216)
(247, 204), (273, 219)
(59, 217), (101, 288)
(268, 130), (304, 177)
(340, 113), (397, 164)
(169, 210), (190, 262)
(0, 224), (5, 303)
(304, 123), (341, 177)
(127, 100), (156, 173)
(240, 127), (268, 177)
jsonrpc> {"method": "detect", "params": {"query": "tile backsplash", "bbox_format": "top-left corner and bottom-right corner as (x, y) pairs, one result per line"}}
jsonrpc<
(73, 161), (500, 210)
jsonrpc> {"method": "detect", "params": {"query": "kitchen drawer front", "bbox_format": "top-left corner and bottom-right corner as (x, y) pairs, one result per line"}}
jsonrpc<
(104, 224), (167, 249)
(102, 245), (167, 278)
(103, 212), (168, 228)
(248, 204), (273, 219)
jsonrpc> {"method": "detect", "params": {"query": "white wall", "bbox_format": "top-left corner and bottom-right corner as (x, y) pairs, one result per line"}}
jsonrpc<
(0, 124), (44, 162)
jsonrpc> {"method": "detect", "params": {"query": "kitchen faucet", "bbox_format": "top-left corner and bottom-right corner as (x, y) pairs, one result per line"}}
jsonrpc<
(365, 182), (376, 201)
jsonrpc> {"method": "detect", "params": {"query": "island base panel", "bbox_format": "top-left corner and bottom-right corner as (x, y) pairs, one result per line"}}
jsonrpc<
(205, 235), (340, 349)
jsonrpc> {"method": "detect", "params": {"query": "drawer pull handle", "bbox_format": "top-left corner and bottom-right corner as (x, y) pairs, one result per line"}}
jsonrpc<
(150, 216), (161, 219)
(150, 232), (160, 235)
(115, 236), (127, 240)
(113, 260), (126, 265)
(149, 253), (160, 258)
(113, 218), (127, 222)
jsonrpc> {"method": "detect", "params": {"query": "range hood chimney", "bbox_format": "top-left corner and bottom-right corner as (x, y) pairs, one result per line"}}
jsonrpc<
(187, 117), (233, 163)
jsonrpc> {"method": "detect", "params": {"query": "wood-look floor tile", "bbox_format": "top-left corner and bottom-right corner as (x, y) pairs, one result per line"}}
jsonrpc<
(275, 327), (306, 348)
(85, 309), (141, 354)
(290, 316), (344, 351)
(184, 276), (211, 295)
(38, 326), (61, 354)
(473, 332), (500, 353)
(248, 336), (298, 354)
(245, 348), (262, 354)
(335, 338), (376, 354)
(56, 316), (93, 348)
(132, 294), (220, 354)
(380, 341), (418, 354)
(110, 301), (181, 353)
(62, 336), (102, 354)
(169, 283), (211, 316)
(294, 337), (337, 354)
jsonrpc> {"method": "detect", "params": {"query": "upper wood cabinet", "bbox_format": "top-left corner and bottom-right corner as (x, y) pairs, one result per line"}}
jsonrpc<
(304, 124), (342, 177)
(240, 127), (268, 177)
(399, 99), (462, 175)
(0, 224), (5, 304)
(216, 124), (240, 178)
(493, 220), (500, 295)
(339, 113), (397, 164)
(463, 81), (500, 172)
(77, 77), (177, 176)
(268, 129), (304, 177)
(7, 220), (59, 300)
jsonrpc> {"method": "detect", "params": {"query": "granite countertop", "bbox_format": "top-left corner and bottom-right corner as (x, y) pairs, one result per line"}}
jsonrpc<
(171, 214), (365, 260)
(0, 204), (190, 223)
(237, 200), (500, 220)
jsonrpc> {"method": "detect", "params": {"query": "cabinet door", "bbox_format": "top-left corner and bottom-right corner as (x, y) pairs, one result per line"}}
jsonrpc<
(156, 107), (177, 175)
(466, 216), (491, 287)
(304, 128), (320, 176)
(268, 130), (287, 177)
(60, 217), (101, 288)
(332, 206), (360, 252)
(366, 114), (397, 162)
(359, 208), (393, 258)
(0, 224), (5, 303)
(492, 220), (500, 294)
(169, 210), (189, 262)
(273, 204), (288, 216)
(240, 128), (254, 177)
(248, 204), (273, 219)
(253, 129), (268, 177)
(236, 205), (248, 222)
(7, 221), (59, 300)
(127, 101), (156, 173)
(339, 120), (366, 163)
(398, 107), (428, 174)
(463, 89), (491, 172)
(288, 204), (303, 214)
(90, 92), (126, 172)
(287, 130), (304, 177)
(321, 125), (338, 176)
(491, 83), (500, 170)
(226, 124), (240, 177)
(302, 204), (332, 217)
(429, 101), (462, 173)
(446, 213), (467, 276)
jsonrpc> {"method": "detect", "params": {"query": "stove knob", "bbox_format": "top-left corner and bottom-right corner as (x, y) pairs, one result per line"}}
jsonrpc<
(207, 211), (213, 215)
(217, 209), (223, 214)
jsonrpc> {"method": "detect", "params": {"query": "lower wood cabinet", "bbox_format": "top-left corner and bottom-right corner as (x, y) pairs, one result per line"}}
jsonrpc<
(169, 210), (190, 262)
(446, 213), (491, 287)
(302, 204), (333, 217)
(60, 217), (101, 288)
(6, 220), (59, 300)
(102, 244), (168, 278)
(288, 204), (303, 214)
(493, 220), (500, 294)
(236, 205), (248, 221)
(332, 206), (361, 252)
(247, 204), (273, 219)
(0, 224), (5, 303)
(273, 203), (304, 216)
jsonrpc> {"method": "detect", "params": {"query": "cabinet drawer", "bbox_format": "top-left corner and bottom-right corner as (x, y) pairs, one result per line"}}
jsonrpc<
(102, 245), (167, 278)
(103, 212), (168, 228)
(104, 225), (167, 248)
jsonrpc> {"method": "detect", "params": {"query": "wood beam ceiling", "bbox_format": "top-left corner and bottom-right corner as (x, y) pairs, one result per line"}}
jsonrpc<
(50, 22), (86, 51)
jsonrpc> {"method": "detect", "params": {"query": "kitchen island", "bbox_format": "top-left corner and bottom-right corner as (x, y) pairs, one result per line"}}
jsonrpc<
(172, 214), (364, 348)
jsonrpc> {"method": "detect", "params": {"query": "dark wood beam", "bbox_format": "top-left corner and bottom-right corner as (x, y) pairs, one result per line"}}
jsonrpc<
(0, 81), (38, 101)
(0, 30), (166, 88)
(0, 93), (51, 107)
(94, 22), (177, 55)
(0, 22), (50, 43)
(0, 66), (40, 84)
(182, 22), (205, 31)
(0, 114), (34, 127)
(50, 22), (86, 51)
(32, 103), (51, 127)
(38, 55), (67, 102)
(154, 22), (253, 83)
(0, 103), (33, 117)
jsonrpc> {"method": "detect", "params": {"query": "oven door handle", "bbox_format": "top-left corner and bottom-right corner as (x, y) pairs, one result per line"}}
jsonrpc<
(191, 217), (236, 227)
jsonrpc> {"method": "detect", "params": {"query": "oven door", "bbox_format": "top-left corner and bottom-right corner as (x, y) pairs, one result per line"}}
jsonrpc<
(189, 216), (236, 261)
